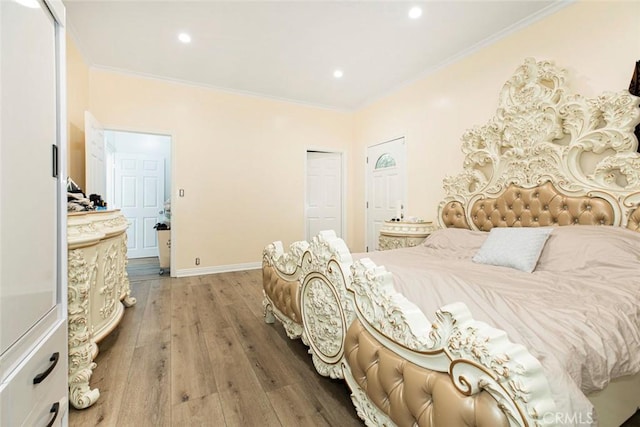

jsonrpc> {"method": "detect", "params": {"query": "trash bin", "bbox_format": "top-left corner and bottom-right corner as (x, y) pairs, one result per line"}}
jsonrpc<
(154, 223), (171, 275)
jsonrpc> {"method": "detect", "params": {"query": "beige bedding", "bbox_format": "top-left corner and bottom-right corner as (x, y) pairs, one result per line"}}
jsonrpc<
(357, 226), (640, 425)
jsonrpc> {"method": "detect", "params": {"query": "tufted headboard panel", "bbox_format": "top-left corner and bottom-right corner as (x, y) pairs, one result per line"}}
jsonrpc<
(628, 206), (640, 232)
(440, 201), (470, 229)
(442, 182), (615, 231)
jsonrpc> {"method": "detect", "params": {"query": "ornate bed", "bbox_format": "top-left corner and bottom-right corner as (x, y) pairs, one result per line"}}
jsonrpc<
(262, 59), (640, 427)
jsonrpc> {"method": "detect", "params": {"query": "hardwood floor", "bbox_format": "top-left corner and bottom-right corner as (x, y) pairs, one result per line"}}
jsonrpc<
(70, 257), (640, 427)
(69, 258), (362, 427)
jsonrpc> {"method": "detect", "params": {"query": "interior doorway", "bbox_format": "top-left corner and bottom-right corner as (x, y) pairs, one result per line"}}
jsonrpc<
(366, 137), (407, 251)
(104, 130), (172, 260)
(306, 151), (344, 240)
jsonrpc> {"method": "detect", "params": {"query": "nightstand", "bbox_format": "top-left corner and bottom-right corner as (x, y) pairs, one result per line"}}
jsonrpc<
(378, 221), (435, 250)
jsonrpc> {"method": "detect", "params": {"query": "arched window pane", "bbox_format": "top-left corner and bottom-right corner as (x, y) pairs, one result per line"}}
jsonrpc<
(375, 153), (396, 169)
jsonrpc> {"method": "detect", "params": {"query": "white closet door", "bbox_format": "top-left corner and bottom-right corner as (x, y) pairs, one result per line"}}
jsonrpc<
(0, 0), (58, 354)
(306, 152), (343, 240)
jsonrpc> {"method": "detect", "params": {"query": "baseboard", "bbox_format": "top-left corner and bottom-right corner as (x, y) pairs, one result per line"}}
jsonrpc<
(174, 261), (261, 277)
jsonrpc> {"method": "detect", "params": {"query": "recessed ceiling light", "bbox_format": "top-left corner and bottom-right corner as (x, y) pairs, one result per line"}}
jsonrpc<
(408, 6), (422, 19)
(333, 69), (344, 79)
(178, 33), (191, 44)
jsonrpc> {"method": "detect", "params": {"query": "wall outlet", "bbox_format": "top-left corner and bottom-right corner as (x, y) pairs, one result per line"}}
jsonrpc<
(195, 257), (200, 265)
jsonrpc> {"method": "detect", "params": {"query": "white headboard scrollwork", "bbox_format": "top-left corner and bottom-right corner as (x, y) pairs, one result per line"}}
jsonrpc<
(438, 58), (640, 230)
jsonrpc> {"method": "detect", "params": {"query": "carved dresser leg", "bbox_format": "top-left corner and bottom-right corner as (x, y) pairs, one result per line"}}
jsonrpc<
(68, 249), (100, 409)
(68, 335), (100, 409)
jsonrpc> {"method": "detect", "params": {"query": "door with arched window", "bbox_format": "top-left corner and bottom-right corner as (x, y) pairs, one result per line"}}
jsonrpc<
(366, 137), (407, 251)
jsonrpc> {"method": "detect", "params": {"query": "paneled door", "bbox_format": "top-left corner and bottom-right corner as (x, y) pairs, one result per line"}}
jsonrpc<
(306, 151), (343, 240)
(366, 137), (407, 251)
(114, 153), (165, 258)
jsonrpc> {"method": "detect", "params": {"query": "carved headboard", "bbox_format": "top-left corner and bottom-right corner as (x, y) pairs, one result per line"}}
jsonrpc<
(438, 58), (640, 232)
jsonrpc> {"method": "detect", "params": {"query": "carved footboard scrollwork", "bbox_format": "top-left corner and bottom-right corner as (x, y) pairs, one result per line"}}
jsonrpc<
(348, 258), (555, 427)
(298, 232), (355, 379)
(262, 231), (556, 427)
(262, 231), (356, 377)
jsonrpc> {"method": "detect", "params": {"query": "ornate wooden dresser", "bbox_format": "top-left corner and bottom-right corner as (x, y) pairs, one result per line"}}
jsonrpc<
(67, 210), (136, 409)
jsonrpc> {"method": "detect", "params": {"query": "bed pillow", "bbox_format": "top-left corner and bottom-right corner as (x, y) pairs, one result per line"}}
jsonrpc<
(536, 225), (640, 272)
(472, 227), (553, 272)
(423, 228), (487, 252)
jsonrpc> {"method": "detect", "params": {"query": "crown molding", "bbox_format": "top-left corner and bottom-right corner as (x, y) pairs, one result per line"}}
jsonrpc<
(89, 64), (353, 114)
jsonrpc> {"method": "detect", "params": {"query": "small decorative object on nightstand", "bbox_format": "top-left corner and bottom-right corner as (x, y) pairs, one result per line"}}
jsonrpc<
(378, 220), (435, 250)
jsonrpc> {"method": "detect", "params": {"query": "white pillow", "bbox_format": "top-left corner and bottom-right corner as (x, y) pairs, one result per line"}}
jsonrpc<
(472, 227), (553, 272)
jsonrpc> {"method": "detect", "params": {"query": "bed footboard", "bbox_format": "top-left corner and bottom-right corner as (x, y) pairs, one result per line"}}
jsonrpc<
(344, 319), (510, 427)
(262, 240), (309, 338)
(347, 257), (556, 427)
(262, 231), (557, 426)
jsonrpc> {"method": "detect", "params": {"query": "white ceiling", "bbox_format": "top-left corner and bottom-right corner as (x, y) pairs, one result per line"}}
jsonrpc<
(65, 1), (567, 111)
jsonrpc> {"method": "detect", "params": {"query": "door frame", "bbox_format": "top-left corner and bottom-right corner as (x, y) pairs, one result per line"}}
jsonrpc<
(364, 136), (408, 252)
(304, 148), (347, 243)
(106, 126), (175, 276)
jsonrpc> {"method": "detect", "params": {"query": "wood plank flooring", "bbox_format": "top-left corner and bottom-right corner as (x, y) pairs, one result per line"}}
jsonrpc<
(69, 258), (362, 427)
(69, 258), (640, 427)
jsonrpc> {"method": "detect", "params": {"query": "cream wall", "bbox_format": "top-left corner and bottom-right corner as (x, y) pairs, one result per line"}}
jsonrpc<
(87, 69), (353, 272)
(66, 33), (89, 190)
(352, 1), (640, 250)
(67, 0), (639, 269)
